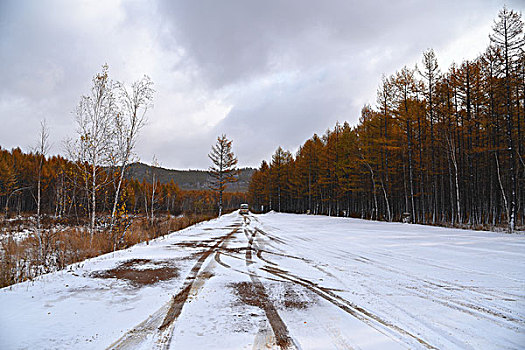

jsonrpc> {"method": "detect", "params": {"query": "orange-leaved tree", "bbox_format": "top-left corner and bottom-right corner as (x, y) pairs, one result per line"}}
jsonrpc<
(208, 134), (238, 216)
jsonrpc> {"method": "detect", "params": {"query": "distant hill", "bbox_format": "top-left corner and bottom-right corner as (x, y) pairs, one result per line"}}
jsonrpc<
(125, 163), (255, 192)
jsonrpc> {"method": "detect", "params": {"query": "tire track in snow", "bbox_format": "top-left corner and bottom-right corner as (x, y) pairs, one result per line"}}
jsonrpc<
(244, 225), (300, 350)
(107, 226), (240, 350)
(348, 244), (524, 299)
(266, 223), (522, 329)
(260, 264), (437, 349)
(155, 226), (240, 349)
(214, 249), (284, 284)
(326, 247), (524, 326)
(250, 225), (435, 348)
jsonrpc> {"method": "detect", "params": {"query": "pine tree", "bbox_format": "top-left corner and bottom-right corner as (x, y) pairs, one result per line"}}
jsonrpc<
(419, 49), (440, 223)
(271, 147), (292, 212)
(489, 6), (524, 232)
(208, 135), (238, 216)
(393, 67), (420, 223)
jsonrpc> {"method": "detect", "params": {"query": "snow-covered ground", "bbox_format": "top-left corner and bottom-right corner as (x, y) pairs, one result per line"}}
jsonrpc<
(1, 212), (523, 349)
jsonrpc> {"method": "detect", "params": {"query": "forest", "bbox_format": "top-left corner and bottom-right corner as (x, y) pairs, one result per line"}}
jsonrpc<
(248, 7), (525, 232)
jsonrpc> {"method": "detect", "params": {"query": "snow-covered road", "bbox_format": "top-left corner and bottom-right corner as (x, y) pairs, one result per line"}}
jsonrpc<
(1, 212), (524, 349)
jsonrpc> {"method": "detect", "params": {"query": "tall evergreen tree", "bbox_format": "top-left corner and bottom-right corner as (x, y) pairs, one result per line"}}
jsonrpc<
(489, 6), (524, 232)
(208, 135), (238, 216)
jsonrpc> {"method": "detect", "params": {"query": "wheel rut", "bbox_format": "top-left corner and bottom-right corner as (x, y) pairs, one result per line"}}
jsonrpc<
(244, 226), (299, 350)
(260, 264), (437, 349)
(107, 226), (240, 350)
(325, 244), (523, 326)
(252, 226), (437, 349)
(159, 227), (238, 330)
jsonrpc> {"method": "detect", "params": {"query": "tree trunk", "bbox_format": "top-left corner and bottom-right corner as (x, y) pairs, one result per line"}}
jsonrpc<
(495, 153), (510, 224)
(91, 165), (96, 246)
(110, 162), (127, 230)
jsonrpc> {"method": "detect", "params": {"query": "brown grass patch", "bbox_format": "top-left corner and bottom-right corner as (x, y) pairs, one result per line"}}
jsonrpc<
(91, 259), (179, 287)
(0, 213), (215, 288)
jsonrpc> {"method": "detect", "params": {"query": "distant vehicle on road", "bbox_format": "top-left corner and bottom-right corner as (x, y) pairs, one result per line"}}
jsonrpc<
(240, 203), (249, 215)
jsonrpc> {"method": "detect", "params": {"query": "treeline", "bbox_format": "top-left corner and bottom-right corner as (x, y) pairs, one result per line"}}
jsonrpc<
(248, 7), (524, 232)
(0, 147), (246, 220)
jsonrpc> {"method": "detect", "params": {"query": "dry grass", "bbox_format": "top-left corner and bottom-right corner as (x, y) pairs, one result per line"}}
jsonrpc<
(0, 213), (214, 288)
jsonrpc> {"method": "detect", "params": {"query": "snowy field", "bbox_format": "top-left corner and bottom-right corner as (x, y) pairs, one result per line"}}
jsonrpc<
(0, 212), (524, 349)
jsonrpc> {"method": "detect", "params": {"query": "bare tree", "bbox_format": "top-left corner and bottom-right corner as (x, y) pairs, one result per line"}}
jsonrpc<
(150, 155), (159, 226)
(110, 76), (154, 229)
(208, 135), (238, 216)
(35, 120), (50, 230)
(66, 64), (117, 240)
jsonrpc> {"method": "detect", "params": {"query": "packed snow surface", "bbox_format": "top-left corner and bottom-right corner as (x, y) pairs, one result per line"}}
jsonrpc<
(1, 212), (524, 349)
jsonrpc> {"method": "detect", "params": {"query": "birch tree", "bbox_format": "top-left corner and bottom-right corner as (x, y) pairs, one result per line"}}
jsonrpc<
(149, 155), (159, 225)
(66, 64), (117, 240)
(35, 120), (50, 230)
(34, 124), (52, 270)
(110, 76), (154, 229)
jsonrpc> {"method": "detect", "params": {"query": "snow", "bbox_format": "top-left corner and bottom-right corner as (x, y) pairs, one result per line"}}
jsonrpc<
(0, 228), (32, 242)
(1, 212), (524, 349)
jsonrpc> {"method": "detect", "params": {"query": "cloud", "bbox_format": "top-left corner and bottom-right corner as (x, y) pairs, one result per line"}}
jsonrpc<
(155, 0), (497, 86)
(151, 0), (509, 167)
(0, 0), (516, 169)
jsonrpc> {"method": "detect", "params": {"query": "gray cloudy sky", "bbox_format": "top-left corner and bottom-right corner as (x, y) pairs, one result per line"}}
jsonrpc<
(0, 0), (520, 169)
